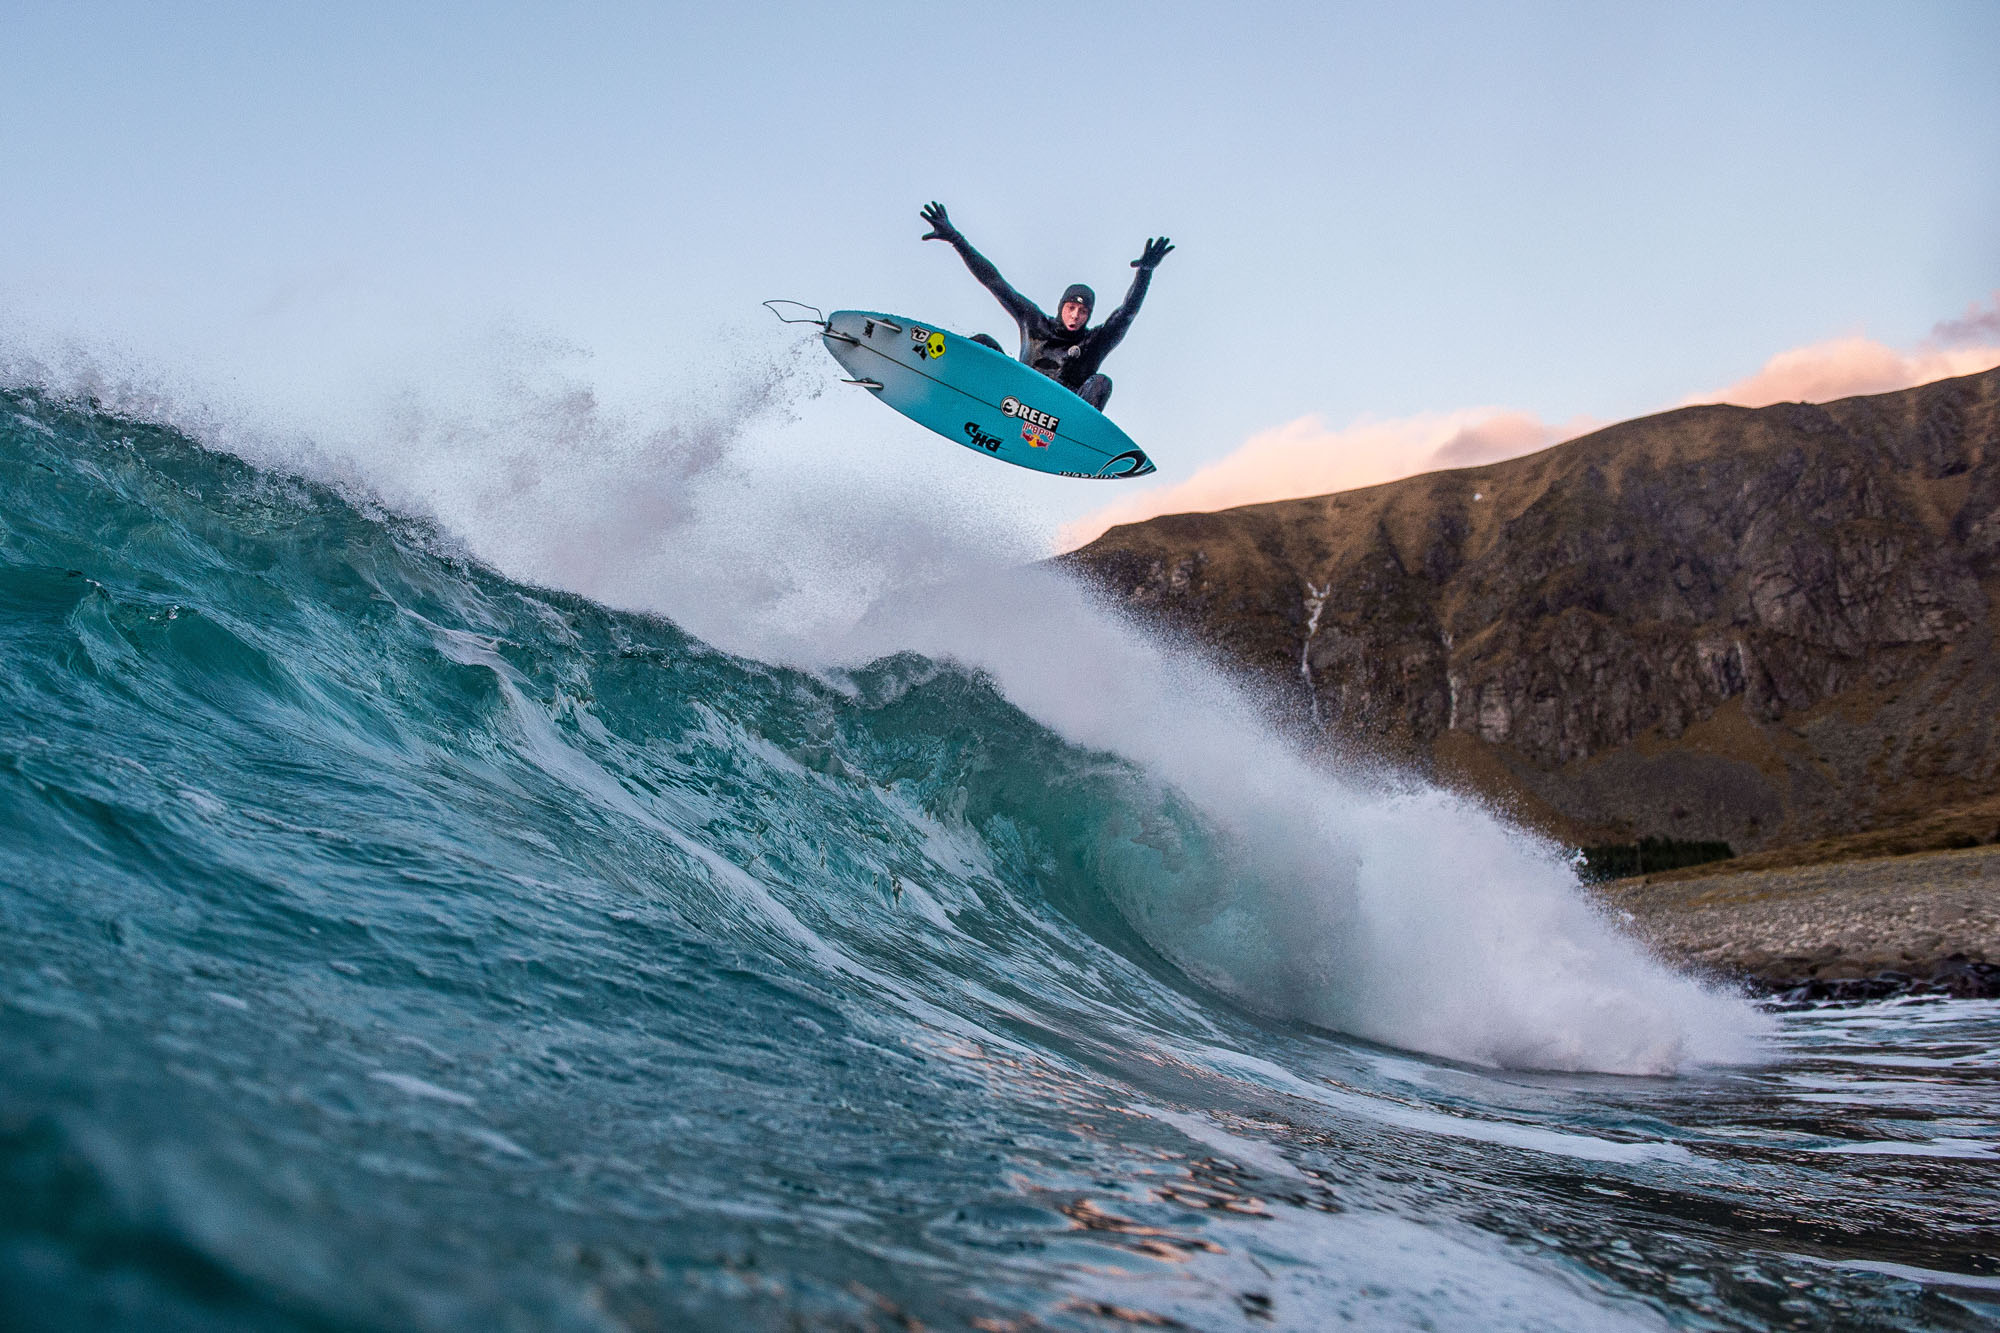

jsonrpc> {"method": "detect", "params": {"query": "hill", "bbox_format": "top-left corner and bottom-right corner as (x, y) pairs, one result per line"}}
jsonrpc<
(1063, 366), (2000, 853)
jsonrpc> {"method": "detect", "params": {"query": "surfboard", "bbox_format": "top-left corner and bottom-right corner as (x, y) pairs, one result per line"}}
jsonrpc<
(821, 311), (1156, 479)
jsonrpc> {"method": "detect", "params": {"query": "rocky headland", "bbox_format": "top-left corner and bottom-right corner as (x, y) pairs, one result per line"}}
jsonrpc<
(1063, 366), (2000, 992)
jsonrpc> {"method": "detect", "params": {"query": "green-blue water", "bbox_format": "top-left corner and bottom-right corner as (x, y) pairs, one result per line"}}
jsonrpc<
(2, 385), (1996, 1330)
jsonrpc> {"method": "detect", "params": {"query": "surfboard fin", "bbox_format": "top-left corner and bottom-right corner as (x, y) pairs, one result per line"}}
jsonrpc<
(841, 378), (884, 390)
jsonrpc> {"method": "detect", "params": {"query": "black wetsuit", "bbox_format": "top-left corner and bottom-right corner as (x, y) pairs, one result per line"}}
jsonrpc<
(942, 237), (1155, 410)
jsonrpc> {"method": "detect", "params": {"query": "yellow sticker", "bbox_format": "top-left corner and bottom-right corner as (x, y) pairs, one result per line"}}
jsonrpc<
(925, 331), (946, 360)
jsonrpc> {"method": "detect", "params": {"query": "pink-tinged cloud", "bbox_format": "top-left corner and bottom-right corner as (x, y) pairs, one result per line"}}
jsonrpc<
(1060, 408), (1592, 549)
(1933, 291), (2000, 345)
(1695, 335), (2000, 409)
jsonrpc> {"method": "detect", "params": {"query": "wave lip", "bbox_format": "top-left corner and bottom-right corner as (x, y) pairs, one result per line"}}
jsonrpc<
(0, 381), (1766, 1083)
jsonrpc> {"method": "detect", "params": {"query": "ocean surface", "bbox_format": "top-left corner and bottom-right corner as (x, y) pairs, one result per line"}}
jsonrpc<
(2, 383), (1996, 1331)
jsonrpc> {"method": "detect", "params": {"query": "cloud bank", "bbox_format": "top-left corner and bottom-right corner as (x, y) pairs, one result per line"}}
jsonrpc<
(1698, 333), (2000, 409)
(1063, 313), (2000, 551)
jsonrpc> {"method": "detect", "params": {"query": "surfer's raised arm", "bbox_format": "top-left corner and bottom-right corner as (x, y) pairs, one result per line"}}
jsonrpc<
(915, 202), (1172, 413)
(920, 202), (1039, 327)
(1090, 236), (1175, 353)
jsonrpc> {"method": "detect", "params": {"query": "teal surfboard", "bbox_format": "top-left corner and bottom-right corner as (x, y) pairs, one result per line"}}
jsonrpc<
(821, 311), (1156, 480)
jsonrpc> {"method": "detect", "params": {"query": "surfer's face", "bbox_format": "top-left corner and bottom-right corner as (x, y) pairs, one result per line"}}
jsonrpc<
(1060, 300), (1089, 331)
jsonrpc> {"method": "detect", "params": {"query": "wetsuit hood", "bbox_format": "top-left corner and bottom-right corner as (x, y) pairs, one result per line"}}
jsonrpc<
(1057, 284), (1096, 330)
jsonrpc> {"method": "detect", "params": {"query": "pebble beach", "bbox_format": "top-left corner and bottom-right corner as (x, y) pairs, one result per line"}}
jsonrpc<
(1598, 845), (2000, 996)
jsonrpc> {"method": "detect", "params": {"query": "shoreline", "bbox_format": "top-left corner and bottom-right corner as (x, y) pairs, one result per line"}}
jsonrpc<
(1592, 844), (2000, 1002)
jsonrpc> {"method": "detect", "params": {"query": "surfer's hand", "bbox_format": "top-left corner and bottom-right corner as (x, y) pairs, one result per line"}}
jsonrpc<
(920, 202), (961, 244)
(1133, 237), (1174, 269)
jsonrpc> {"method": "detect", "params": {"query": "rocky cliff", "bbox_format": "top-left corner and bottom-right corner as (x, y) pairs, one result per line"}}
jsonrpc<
(1062, 366), (2000, 852)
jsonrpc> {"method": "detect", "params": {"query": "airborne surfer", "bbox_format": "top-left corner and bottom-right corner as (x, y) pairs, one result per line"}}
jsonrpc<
(919, 201), (1171, 412)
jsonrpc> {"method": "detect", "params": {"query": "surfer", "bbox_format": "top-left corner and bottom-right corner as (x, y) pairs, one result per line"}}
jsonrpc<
(920, 201), (1171, 411)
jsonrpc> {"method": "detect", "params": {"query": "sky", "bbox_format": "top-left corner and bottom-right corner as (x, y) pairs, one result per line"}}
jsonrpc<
(4, 1), (1998, 554)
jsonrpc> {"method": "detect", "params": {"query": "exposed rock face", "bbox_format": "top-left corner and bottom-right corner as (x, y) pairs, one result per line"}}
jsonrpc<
(1063, 367), (2000, 851)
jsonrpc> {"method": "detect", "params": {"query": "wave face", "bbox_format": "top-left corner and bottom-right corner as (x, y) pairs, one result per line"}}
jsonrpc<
(3, 385), (1996, 1331)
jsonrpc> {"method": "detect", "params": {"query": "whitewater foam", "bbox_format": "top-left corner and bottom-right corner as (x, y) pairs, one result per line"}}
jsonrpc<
(839, 566), (1768, 1074)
